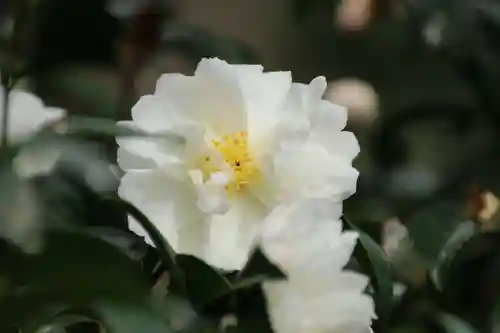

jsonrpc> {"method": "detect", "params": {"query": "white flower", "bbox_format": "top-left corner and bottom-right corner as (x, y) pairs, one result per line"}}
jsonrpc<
(0, 88), (66, 178)
(0, 88), (65, 145)
(260, 200), (376, 333)
(118, 58), (359, 270)
(0, 86), (66, 252)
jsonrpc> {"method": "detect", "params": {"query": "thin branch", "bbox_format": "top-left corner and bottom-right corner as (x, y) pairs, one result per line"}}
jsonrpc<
(1, 77), (10, 148)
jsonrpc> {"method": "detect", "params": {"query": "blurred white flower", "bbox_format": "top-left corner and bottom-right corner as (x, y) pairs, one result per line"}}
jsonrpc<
(0, 88), (65, 145)
(325, 78), (379, 128)
(0, 86), (66, 252)
(260, 200), (376, 333)
(118, 58), (359, 270)
(0, 88), (66, 178)
(336, 0), (373, 31)
(382, 217), (408, 259)
(423, 12), (446, 47)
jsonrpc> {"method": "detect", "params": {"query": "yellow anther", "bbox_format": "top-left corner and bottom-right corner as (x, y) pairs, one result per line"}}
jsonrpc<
(198, 131), (257, 195)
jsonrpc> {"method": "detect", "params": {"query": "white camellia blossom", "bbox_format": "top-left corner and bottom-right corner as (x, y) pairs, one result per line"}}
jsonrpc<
(118, 58), (359, 270)
(0, 85), (66, 252)
(260, 200), (376, 333)
(0, 87), (66, 178)
(0, 88), (65, 145)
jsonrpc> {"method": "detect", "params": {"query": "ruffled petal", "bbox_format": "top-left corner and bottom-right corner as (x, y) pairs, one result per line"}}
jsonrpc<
(118, 169), (207, 256)
(261, 200), (374, 333)
(193, 58), (248, 135)
(206, 194), (268, 270)
(195, 171), (230, 214)
(270, 143), (359, 202)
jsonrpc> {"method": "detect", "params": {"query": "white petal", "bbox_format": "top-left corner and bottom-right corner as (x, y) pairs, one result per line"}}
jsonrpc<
(313, 130), (360, 162)
(194, 58), (247, 134)
(284, 76), (327, 119)
(272, 115), (311, 149)
(285, 82), (308, 113)
(306, 76), (328, 104)
(206, 194), (268, 270)
(43, 106), (66, 123)
(134, 78), (210, 164)
(119, 170), (180, 250)
(242, 70), (292, 150)
(117, 145), (156, 170)
(0, 90), (66, 144)
(271, 143), (359, 202)
(131, 94), (177, 132)
(128, 216), (153, 245)
(231, 64), (264, 75)
(196, 171), (230, 214)
(116, 121), (188, 176)
(117, 137), (188, 181)
(260, 200), (345, 273)
(312, 100), (348, 131)
(264, 268), (375, 333)
(309, 100), (360, 161)
(261, 200), (342, 243)
(154, 73), (201, 123)
(260, 199), (374, 333)
(119, 169), (207, 257)
(175, 185), (211, 257)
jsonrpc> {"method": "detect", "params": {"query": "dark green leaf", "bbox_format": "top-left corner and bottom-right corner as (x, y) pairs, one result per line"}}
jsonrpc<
(177, 254), (232, 309)
(94, 300), (173, 333)
(105, 198), (186, 296)
(437, 313), (479, 333)
(431, 224), (500, 319)
(342, 216), (393, 323)
(430, 220), (480, 292)
(233, 247), (286, 290)
(57, 116), (185, 145)
(406, 200), (467, 262)
(492, 299), (500, 332)
(156, 295), (201, 333)
(0, 230), (170, 332)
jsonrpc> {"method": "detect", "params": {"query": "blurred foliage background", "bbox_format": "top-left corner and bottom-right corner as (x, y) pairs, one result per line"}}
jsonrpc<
(2, 0), (500, 332)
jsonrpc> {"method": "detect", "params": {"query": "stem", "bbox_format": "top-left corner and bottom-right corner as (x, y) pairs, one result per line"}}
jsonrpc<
(1, 77), (10, 148)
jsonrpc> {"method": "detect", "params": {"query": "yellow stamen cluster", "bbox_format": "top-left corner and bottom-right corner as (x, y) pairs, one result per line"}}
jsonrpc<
(199, 131), (257, 195)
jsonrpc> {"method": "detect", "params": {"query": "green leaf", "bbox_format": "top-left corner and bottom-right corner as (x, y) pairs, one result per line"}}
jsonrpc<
(437, 313), (478, 333)
(431, 223), (500, 313)
(177, 254), (232, 309)
(156, 295), (201, 332)
(232, 247), (286, 290)
(0, 230), (171, 332)
(172, 249), (284, 312)
(430, 220), (480, 292)
(23, 303), (176, 333)
(21, 310), (102, 333)
(105, 198), (186, 296)
(94, 300), (174, 333)
(57, 116), (185, 145)
(342, 216), (393, 323)
(492, 299), (500, 332)
(406, 200), (467, 262)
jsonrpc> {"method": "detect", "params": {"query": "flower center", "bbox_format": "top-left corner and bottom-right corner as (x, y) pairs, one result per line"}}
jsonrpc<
(200, 131), (257, 194)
